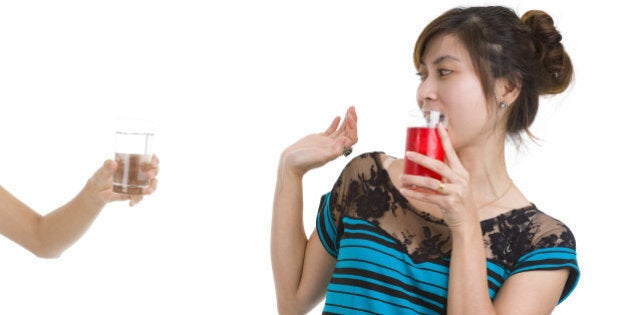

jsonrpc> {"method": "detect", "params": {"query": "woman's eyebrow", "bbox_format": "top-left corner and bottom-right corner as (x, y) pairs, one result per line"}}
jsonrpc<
(432, 55), (460, 65)
(421, 54), (461, 66)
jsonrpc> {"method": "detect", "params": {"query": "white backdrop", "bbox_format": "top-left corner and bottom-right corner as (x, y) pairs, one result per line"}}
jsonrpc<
(0, 0), (626, 314)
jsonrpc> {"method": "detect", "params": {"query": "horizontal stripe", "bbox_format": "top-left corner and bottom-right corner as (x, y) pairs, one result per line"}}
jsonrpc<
(517, 247), (576, 264)
(343, 220), (398, 246)
(332, 270), (445, 309)
(336, 218), (504, 299)
(513, 262), (579, 274)
(324, 302), (380, 315)
(322, 216), (580, 312)
(516, 258), (576, 270)
(326, 284), (442, 315)
(335, 259), (448, 297)
(339, 219), (450, 268)
(337, 243), (450, 278)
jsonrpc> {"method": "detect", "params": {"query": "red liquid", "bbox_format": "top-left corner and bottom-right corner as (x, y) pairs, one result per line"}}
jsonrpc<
(403, 127), (444, 180)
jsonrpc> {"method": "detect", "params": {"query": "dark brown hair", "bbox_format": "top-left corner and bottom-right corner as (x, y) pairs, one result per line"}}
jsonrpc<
(413, 6), (573, 141)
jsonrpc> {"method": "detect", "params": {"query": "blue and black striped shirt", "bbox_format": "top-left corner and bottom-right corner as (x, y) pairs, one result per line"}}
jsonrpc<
(316, 152), (579, 315)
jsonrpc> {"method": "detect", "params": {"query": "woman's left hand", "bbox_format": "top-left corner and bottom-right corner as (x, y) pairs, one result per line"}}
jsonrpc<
(399, 124), (477, 229)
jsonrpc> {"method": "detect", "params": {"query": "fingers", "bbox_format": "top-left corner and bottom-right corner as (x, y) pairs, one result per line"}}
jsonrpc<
(331, 106), (358, 141)
(143, 177), (158, 195)
(100, 159), (117, 176)
(332, 137), (351, 157)
(144, 154), (160, 178)
(399, 167), (444, 193)
(399, 184), (444, 204)
(320, 106), (359, 157)
(345, 106), (358, 143)
(107, 193), (143, 207)
(403, 125), (463, 184)
(129, 195), (143, 207)
(400, 155), (446, 194)
(90, 159), (116, 189)
(403, 151), (452, 182)
(134, 155), (160, 202)
(151, 154), (160, 169)
(323, 116), (342, 136)
(345, 106), (357, 128)
(436, 123), (463, 171)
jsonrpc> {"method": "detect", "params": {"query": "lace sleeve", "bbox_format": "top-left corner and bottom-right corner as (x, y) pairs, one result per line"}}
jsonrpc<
(316, 152), (382, 258)
(511, 213), (580, 304)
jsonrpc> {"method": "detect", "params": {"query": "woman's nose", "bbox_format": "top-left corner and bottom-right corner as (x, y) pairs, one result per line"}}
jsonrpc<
(416, 80), (437, 109)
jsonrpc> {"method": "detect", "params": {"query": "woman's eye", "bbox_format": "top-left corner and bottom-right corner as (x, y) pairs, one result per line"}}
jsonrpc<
(438, 69), (452, 76)
(416, 71), (427, 80)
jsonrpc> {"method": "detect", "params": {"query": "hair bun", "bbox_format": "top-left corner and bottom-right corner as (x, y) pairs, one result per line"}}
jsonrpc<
(522, 10), (573, 95)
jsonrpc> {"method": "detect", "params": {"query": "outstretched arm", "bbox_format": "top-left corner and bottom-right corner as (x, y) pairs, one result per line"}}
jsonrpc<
(0, 156), (159, 258)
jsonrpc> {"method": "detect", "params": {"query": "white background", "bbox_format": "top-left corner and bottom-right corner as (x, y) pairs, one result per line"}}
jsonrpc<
(0, 0), (626, 314)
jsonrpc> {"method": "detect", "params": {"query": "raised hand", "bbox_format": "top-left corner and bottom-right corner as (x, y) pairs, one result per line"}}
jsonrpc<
(281, 106), (358, 177)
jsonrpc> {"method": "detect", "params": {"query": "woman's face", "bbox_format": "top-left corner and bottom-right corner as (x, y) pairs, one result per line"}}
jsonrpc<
(416, 34), (499, 151)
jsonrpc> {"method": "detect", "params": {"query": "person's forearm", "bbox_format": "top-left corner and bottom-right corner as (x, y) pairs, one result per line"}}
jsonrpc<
(271, 159), (310, 312)
(447, 223), (496, 315)
(36, 184), (106, 258)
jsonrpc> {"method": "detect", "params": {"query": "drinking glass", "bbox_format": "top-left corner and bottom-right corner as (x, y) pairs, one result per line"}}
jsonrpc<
(403, 109), (447, 180)
(112, 119), (155, 195)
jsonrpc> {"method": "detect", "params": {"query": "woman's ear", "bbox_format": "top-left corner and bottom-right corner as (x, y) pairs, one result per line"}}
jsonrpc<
(494, 78), (521, 106)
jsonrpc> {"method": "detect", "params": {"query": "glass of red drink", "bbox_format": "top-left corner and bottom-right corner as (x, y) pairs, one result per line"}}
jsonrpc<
(112, 119), (155, 195)
(403, 109), (447, 181)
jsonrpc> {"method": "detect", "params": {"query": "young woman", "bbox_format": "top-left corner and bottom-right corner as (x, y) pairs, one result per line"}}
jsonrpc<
(0, 156), (159, 258)
(272, 6), (578, 315)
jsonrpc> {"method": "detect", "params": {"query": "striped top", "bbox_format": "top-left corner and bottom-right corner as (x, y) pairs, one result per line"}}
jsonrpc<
(316, 152), (579, 315)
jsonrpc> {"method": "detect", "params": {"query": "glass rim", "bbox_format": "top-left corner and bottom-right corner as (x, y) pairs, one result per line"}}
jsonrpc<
(115, 131), (155, 136)
(407, 109), (447, 127)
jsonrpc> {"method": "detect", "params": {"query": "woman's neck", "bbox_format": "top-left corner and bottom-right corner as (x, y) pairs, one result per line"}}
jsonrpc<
(456, 136), (515, 212)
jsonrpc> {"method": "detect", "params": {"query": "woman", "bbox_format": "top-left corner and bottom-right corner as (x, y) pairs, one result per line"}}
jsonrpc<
(271, 5), (579, 315)
(0, 156), (159, 258)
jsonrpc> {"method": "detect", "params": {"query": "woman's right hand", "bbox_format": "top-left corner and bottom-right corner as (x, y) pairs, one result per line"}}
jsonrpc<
(85, 155), (160, 207)
(280, 106), (358, 177)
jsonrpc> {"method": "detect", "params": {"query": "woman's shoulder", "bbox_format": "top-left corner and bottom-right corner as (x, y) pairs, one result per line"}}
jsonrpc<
(346, 151), (397, 167)
(353, 150), (389, 160)
(526, 205), (577, 250)
(484, 204), (577, 251)
(333, 151), (397, 186)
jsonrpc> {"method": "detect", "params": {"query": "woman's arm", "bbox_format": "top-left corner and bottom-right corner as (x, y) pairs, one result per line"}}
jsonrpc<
(493, 269), (569, 314)
(0, 157), (159, 258)
(448, 219), (569, 314)
(271, 106), (357, 314)
(271, 163), (337, 314)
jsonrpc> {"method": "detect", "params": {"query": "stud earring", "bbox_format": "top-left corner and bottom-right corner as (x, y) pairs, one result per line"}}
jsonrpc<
(500, 101), (508, 109)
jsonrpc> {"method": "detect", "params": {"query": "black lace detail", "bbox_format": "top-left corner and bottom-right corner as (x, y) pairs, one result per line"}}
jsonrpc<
(327, 151), (576, 267)
(411, 225), (451, 262)
(354, 165), (395, 219)
(482, 206), (537, 267)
